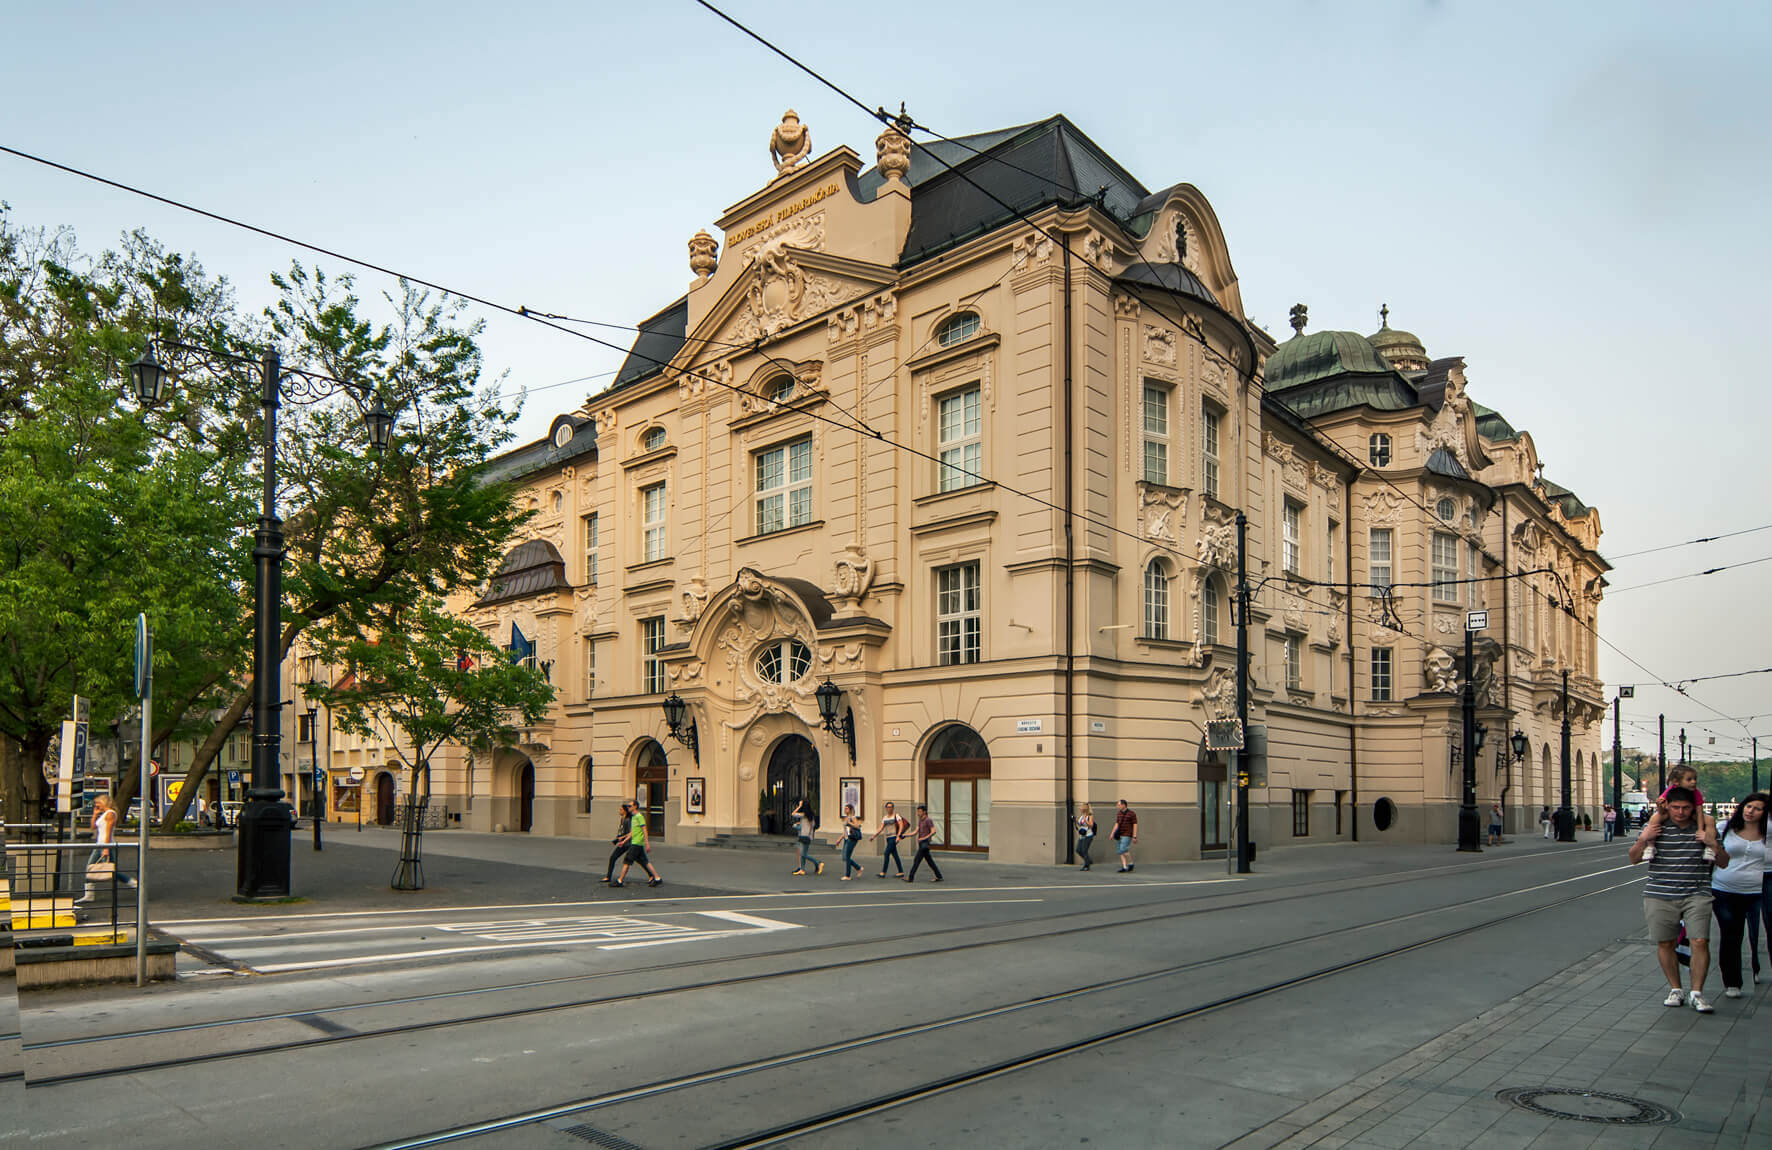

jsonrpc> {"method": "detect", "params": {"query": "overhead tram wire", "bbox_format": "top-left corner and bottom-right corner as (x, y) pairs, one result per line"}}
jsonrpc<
(1604, 554), (1772, 595)
(1605, 522), (1772, 562)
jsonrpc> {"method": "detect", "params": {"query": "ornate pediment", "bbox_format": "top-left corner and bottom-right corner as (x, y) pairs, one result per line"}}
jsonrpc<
(685, 242), (896, 359)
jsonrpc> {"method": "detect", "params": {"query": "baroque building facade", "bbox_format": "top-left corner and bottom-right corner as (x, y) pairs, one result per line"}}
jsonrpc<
(412, 112), (1604, 859)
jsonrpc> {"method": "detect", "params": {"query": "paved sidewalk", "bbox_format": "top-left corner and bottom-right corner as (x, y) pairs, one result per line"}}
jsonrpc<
(1228, 938), (1770, 1149)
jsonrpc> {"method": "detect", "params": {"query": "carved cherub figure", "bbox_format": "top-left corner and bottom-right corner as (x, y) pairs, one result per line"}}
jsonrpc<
(770, 110), (811, 175)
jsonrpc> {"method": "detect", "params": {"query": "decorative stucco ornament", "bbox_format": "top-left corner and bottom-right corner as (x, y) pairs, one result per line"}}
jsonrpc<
(875, 118), (912, 187)
(1426, 646), (1458, 693)
(688, 230), (719, 280)
(770, 110), (812, 177)
(831, 543), (874, 611)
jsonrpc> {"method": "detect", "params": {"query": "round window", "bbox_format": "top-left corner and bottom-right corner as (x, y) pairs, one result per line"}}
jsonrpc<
(755, 639), (812, 684)
(1373, 797), (1398, 832)
(1436, 497), (1456, 521)
(553, 422), (575, 448)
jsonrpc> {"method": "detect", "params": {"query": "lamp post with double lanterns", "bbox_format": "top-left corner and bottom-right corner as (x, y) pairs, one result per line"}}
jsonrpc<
(127, 340), (393, 900)
(815, 679), (857, 764)
(660, 692), (699, 764)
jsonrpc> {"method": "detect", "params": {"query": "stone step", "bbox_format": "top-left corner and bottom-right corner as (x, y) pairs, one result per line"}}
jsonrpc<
(701, 833), (803, 852)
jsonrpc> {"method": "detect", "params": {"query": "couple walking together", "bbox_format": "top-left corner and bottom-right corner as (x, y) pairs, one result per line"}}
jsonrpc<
(1074, 799), (1138, 872)
(602, 799), (663, 888)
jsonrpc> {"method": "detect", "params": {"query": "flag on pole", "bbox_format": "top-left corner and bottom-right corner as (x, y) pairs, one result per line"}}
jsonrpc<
(509, 623), (535, 665)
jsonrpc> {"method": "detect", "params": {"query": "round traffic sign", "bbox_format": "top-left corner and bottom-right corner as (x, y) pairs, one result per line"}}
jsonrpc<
(348, 766), (365, 783)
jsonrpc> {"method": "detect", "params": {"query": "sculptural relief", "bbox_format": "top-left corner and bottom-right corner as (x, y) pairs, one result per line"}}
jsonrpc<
(1425, 646), (1458, 693)
(830, 543), (874, 611)
(1137, 483), (1188, 544)
(1364, 490), (1403, 526)
(1143, 324), (1177, 366)
(769, 110), (812, 176)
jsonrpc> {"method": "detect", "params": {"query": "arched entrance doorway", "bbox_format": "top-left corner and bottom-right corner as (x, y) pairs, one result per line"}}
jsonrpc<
(925, 724), (990, 851)
(517, 760), (535, 832)
(375, 772), (396, 826)
(635, 740), (668, 842)
(763, 735), (818, 835)
(1198, 740), (1227, 854)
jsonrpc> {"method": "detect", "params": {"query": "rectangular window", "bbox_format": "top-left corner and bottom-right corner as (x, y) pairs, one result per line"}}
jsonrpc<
(754, 436), (814, 534)
(937, 384), (983, 492)
(1285, 633), (1303, 690)
(1292, 789), (1311, 837)
(641, 617), (665, 694)
(1327, 520), (1339, 584)
(582, 514), (598, 584)
(1432, 532), (1460, 603)
(936, 562), (982, 665)
(1143, 562), (1170, 639)
(1335, 790), (1346, 835)
(1369, 528), (1393, 592)
(297, 713), (314, 743)
(1202, 578), (1220, 646)
(1371, 646), (1393, 702)
(1282, 501), (1302, 576)
(1202, 406), (1221, 500)
(641, 483), (666, 562)
(1142, 382), (1170, 485)
(583, 637), (595, 701)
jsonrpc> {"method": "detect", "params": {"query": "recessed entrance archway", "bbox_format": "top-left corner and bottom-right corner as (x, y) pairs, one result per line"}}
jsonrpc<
(375, 772), (396, 826)
(925, 723), (990, 852)
(635, 739), (668, 842)
(517, 759), (535, 832)
(764, 734), (818, 836)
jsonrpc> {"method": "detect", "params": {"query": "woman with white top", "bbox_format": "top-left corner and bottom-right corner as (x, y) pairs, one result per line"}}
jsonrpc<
(872, 801), (907, 878)
(1075, 802), (1098, 871)
(1711, 792), (1768, 997)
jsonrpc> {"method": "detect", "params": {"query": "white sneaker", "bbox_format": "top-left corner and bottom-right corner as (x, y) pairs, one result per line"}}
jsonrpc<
(1663, 987), (1686, 1007)
(1725, 987), (1742, 998)
(1690, 991), (1714, 1014)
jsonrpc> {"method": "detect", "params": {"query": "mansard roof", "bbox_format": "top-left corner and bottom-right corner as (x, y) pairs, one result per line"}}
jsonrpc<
(609, 297), (690, 393)
(475, 539), (571, 607)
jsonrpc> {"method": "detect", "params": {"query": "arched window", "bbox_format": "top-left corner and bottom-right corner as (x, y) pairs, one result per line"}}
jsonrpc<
(755, 638), (812, 684)
(551, 490), (564, 513)
(1202, 576), (1220, 647)
(641, 426), (666, 452)
(1143, 560), (1171, 639)
(765, 374), (796, 403)
(935, 311), (981, 347)
(1368, 433), (1391, 467)
(579, 755), (594, 814)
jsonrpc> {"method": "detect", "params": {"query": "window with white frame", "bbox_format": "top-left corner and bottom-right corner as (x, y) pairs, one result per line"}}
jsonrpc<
(1284, 633), (1303, 689)
(936, 312), (981, 347)
(1142, 382), (1170, 485)
(1436, 496), (1456, 522)
(583, 637), (595, 701)
(1327, 520), (1339, 584)
(1432, 532), (1460, 602)
(641, 426), (666, 452)
(765, 374), (796, 404)
(1202, 576), (1220, 646)
(1369, 528), (1393, 592)
(1202, 405), (1221, 500)
(641, 482), (666, 562)
(1369, 433), (1391, 467)
(1371, 646), (1393, 702)
(582, 513), (598, 584)
(755, 638), (812, 684)
(1143, 559), (1171, 639)
(1282, 501), (1302, 576)
(754, 436), (813, 534)
(937, 384), (983, 492)
(641, 617), (665, 694)
(936, 562), (982, 665)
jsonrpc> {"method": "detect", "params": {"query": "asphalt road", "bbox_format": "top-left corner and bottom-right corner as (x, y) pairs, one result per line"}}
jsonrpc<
(9, 838), (1647, 1149)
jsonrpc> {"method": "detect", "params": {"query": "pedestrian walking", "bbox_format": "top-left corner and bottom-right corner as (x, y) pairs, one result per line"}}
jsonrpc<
(1603, 803), (1617, 843)
(873, 801), (908, 877)
(1539, 806), (1552, 839)
(602, 800), (633, 884)
(791, 798), (823, 876)
(1711, 792), (1768, 997)
(1487, 803), (1504, 847)
(904, 803), (943, 882)
(1113, 798), (1139, 873)
(1629, 785), (1725, 1012)
(839, 804), (865, 880)
(1076, 802), (1098, 870)
(613, 802), (663, 887)
(74, 795), (134, 905)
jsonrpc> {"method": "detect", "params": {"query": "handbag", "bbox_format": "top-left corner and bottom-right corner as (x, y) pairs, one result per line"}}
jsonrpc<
(87, 860), (117, 881)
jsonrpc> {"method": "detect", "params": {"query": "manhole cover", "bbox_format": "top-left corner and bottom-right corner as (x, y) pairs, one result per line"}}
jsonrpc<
(1496, 1087), (1679, 1126)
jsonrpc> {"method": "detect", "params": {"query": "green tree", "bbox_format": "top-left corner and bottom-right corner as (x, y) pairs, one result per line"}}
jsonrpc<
(302, 600), (554, 888)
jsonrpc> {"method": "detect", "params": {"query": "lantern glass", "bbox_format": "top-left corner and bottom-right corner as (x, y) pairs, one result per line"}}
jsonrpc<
(366, 397), (395, 451)
(129, 348), (170, 404)
(1510, 730), (1529, 759)
(1473, 725), (1487, 752)
(661, 692), (686, 734)
(815, 678), (842, 726)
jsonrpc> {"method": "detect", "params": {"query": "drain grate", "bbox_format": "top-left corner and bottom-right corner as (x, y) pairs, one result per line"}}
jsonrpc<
(559, 1124), (646, 1149)
(1496, 1087), (1680, 1126)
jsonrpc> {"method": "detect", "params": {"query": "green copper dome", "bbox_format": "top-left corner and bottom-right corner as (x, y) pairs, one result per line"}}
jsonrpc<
(1368, 305), (1430, 372)
(1264, 329), (1396, 389)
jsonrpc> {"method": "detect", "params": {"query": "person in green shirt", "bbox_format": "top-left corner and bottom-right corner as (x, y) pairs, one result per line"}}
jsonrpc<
(614, 805), (663, 887)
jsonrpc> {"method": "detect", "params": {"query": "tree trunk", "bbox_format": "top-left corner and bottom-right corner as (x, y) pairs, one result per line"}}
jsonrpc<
(2, 729), (54, 825)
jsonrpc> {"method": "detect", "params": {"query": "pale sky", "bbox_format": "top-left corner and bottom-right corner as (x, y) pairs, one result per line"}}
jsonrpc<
(6, 1), (1768, 764)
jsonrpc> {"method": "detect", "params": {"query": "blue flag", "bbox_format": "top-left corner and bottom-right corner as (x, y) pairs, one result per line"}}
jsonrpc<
(509, 622), (535, 664)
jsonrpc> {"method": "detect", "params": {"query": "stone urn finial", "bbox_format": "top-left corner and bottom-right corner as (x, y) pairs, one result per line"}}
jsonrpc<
(770, 109), (812, 177)
(688, 230), (719, 281)
(876, 102), (913, 188)
(1289, 303), (1308, 334)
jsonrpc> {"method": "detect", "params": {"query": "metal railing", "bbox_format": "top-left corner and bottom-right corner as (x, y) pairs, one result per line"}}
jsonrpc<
(4, 828), (152, 986)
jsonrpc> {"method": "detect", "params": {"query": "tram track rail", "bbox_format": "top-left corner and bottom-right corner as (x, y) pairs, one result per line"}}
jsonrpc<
(23, 855), (1636, 1090)
(363, 869), (1648, 1149)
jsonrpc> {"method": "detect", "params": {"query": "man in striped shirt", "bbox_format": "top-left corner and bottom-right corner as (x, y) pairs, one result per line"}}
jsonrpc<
(1629, 786), (1728, 1013)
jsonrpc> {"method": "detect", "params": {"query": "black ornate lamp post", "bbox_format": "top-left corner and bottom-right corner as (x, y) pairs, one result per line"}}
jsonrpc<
(661, 692), (698, 764)
(1556, 669), (1576, 842)
(814, 678), (856, 764)
(128, 340), (392, 900)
